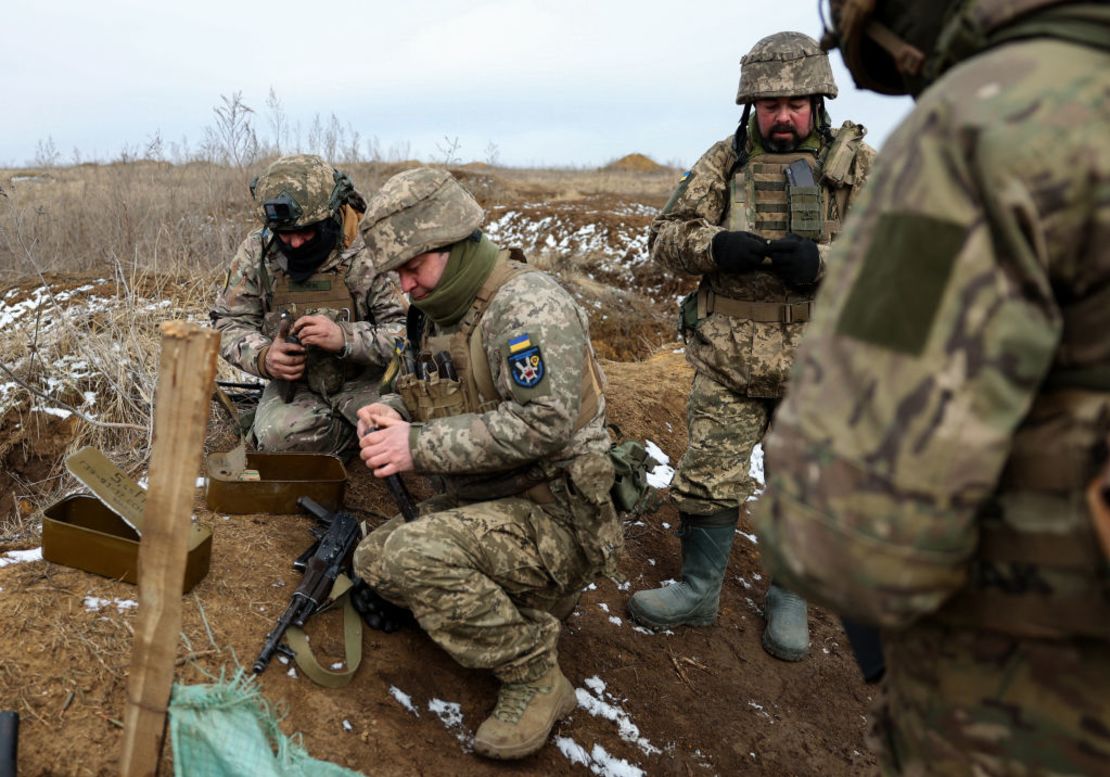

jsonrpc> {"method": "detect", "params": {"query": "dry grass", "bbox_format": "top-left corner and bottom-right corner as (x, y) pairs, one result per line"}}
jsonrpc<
(0, 158), (683, 543)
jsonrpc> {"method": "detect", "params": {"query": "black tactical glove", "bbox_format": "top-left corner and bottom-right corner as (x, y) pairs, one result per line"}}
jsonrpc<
(711, 230), (770, 274)
(349, 579), (411, 633)
(764, 233), (820, 286)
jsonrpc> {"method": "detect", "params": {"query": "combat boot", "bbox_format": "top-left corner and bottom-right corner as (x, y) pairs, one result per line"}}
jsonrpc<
(627, 509), (737, 629)
(762, 582), (810, 661)
(473, 664), (578, 760)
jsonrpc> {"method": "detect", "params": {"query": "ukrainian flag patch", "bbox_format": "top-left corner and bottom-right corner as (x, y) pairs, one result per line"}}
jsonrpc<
(508, 333), (533, 354)
(507, 341), (545, 389)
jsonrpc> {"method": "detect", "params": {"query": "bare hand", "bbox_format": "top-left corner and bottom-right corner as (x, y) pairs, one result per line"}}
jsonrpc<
(292, 314), (345, 352)
(358, 411), (413, 477)
(266, 335), (306, 381)
(356, 403), (403, 437)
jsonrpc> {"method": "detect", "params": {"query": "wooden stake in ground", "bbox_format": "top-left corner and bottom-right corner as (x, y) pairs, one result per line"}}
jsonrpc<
(120, 322), (218, 777)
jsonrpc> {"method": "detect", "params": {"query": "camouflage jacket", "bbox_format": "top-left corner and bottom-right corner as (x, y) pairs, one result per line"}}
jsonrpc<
(754, 29), (1110, 632)
(381, 270), (611, 479)
(652, 124), (873, 397)
(212, 228), (405, 378)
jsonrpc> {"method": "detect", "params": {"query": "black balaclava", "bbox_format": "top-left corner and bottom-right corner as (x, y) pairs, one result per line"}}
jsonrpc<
(276, 217), (342, 281)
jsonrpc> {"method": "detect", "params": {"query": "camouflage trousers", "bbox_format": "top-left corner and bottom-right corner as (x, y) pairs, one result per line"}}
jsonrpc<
(251, 375), (381, 458)
(671, 371), (777, 515)
(872, 620), (1110, 776)
(352, 493), (598, 683)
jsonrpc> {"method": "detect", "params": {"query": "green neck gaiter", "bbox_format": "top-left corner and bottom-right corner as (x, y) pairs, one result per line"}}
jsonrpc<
(412, 232), (500, 327)
(746, 111), (822, 159)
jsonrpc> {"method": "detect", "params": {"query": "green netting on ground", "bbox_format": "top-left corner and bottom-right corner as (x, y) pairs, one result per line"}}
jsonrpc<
(168, 670), (364, 777)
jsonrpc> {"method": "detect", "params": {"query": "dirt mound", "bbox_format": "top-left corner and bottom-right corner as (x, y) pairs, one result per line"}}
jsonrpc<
(0, 348), (876, 777)
(603, 154), (667, 173)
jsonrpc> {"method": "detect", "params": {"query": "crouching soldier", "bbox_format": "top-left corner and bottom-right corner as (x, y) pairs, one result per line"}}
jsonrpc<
(351, 168), (622, 759)
(212, 154), (405, 457)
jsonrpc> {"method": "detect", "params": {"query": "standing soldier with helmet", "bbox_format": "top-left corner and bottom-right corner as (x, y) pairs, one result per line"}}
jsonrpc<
(629, 32), (875, 662)
(211, 154), (405, 457)
(350, 168), (621, 760)
(755, 1), (1110, 773)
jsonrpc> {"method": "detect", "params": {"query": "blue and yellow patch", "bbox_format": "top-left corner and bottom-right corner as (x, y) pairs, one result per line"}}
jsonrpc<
(507, 334), (545, 388)
(508, 333), (532, 354)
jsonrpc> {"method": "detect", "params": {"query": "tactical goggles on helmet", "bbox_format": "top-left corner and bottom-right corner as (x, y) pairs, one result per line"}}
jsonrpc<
(261, 192), (304, 230)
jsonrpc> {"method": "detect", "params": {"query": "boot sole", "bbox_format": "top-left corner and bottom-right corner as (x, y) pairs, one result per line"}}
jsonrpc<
(627, 600), (716, 631)
(761, 630), (809, 662)
(472, 680), (578, 760)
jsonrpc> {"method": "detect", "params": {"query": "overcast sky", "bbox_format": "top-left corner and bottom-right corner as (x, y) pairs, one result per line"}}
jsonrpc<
(5, 0), (913, 169)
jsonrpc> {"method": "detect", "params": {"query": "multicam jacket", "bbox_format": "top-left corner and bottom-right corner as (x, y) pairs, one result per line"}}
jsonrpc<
(213, 227), (405, 379)
(754, 18), (1110, 639)
(652, 123), (874, 397)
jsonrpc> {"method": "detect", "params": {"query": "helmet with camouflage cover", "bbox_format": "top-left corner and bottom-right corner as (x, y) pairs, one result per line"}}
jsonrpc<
(360, 167), (485, 273)
(736, 31), (838, 104)
(816, 0), (1052, 97)
(251, 153), (358, 231)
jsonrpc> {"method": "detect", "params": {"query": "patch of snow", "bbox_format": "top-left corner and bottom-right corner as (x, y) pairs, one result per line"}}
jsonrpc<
(83, 596), (138, 613)
(286, 667), (297, 678)
(646, 463), (675, 490)
(37, 407), (73, 419)
(598, 603), (610, 613)
(0, 548), (43, 568)
(576, 677), (660, 757)
(389, 686), (419, 716)
(608, 616), (623, 627)
(736, 529), (758, 545)
(749, 444), (765, 486)
(643, 440), (669, 466)
(428, 699), (471, 748)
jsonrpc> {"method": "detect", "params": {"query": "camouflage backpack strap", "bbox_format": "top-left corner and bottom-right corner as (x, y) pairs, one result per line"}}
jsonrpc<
(463, 254), (540, 409)
(258, 229), (274, 314)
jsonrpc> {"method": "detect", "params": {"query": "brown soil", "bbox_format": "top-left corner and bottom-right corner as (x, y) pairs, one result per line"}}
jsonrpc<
(603, 154), (668, 174)
(0, 349), (878, 777)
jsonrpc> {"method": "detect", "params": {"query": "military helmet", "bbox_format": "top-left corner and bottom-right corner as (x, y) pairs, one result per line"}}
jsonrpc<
(819, 0), (961, 96)
(736, 31), (838, 103)
(251, 154), (357, 231)
(360, 167), (485, 273)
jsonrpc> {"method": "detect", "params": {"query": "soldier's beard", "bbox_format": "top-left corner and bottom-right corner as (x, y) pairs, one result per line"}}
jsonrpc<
(762, 123), (802, 153)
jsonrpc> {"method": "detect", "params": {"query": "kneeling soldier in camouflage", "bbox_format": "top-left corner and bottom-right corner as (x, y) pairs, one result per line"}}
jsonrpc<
(351, 168), (621, 760)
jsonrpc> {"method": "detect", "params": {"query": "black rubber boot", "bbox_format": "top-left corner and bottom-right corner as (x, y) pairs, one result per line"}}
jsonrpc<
(628, 509), (737, 629)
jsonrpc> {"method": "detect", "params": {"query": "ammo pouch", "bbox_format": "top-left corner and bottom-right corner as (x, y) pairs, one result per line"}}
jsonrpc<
(396, 373), (468, 421)
(678, 291), (700, 338)
(608, 439), (661, 515)
(785, 159), (823, 241)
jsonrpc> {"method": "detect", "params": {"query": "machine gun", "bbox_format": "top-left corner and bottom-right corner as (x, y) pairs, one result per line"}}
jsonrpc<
(252, 496), (361, 675)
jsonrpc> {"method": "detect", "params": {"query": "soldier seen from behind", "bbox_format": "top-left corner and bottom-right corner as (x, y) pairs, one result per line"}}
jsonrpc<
(754, 1), (1110, 774)
(349, 168), (621, 760)
(211, 154), (405, 457)
(629, 32), (875, 661)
